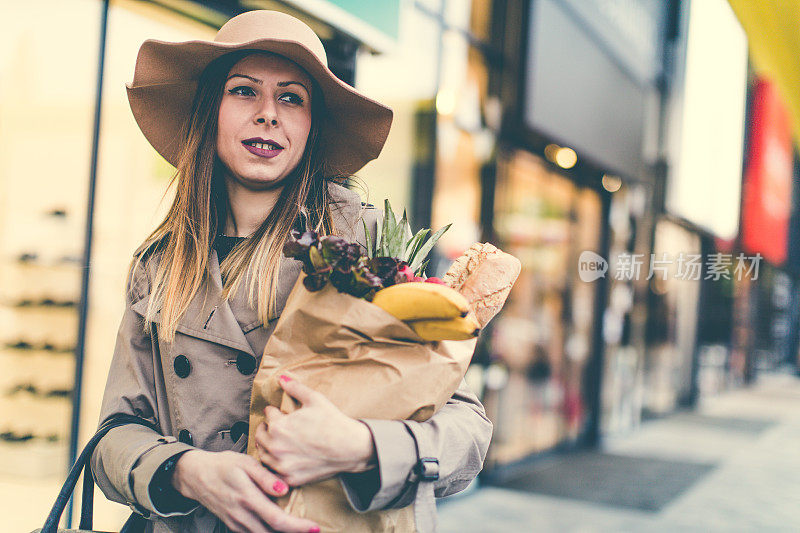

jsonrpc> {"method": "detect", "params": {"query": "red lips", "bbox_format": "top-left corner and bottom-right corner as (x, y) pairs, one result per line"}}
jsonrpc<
(242, 137), (283, 149)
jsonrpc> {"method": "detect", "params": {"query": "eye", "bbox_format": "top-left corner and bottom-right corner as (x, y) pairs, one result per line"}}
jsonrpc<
(228, 85), (256, 97)
(278, 92), (304, 105)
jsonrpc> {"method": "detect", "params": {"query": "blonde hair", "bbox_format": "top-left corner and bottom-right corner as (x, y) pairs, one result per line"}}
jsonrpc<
(129, 50), (336, 342)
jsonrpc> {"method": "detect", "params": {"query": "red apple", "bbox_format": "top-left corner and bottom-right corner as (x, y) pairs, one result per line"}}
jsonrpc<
(398, 265), (414, 282)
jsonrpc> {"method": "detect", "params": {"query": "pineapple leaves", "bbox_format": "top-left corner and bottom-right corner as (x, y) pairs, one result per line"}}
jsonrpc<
(378, 199), (405, 258)
(374, 212), (383, 258)
(380, 199), (396, 257)
(388, 209), (410, 258)
(362, 218), (374, 258)
(409, 223), (451, 273)
(401, 209), (413, 243)
(403, 228), (429, 262)
(367, 199), (450, 274)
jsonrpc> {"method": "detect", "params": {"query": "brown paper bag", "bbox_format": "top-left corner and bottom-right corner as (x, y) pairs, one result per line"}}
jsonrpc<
(247, 275), (477, 532)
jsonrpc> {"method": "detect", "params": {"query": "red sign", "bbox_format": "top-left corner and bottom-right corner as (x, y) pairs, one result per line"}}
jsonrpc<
(740, 78), (793, 265)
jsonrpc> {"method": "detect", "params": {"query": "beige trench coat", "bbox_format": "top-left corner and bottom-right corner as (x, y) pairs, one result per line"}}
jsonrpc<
(90, 182), (493, 532)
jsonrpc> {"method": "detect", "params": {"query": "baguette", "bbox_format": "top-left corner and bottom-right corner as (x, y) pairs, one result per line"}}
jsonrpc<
(443, 243), (521, 327)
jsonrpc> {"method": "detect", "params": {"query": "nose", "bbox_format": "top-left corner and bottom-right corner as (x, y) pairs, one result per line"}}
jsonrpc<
(254, 99), (279, 127)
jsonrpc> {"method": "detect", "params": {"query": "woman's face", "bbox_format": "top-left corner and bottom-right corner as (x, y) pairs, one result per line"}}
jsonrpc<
(216, 53), (314, 190)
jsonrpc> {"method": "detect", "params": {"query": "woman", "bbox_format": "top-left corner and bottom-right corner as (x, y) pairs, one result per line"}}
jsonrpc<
(91, 10), (492, 533)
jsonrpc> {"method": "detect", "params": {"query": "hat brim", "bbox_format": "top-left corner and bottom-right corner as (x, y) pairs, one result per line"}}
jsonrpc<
(126, 38), (393, 177)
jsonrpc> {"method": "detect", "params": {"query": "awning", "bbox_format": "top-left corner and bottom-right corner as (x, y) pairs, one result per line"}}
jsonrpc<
(728, 0), (800, 152)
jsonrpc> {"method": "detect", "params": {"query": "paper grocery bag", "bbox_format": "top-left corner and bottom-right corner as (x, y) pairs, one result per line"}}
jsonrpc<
(247, 275), (477, 532)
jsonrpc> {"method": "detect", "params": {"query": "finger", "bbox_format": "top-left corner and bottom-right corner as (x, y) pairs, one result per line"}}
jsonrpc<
(254, 427), (273, 466)
(278, 374), (321, 406)
(265, 405), (284, 425)
(245, 493), (320, 533)
(227, 510), (271, 533)
(253, 424), (284, 474)
(255, 420), (271, 446)
(257, 447), (286, 476)
(242, 455), (289, 498)
(239, 477), (320, 533)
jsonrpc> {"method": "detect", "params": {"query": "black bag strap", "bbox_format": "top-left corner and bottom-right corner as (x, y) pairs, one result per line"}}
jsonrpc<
(40, 413), (161, 533)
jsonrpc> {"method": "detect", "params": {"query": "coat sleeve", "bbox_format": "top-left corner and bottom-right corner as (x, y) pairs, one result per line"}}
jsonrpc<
(90, 257), (199, 518)
(338, 378), (493, 511)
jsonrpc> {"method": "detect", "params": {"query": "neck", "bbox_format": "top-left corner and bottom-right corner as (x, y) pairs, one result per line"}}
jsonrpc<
(224, 178), (285, 237)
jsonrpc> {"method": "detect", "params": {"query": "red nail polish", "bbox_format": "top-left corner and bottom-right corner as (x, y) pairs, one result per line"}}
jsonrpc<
(279, 374), (292, 382)
(273, 480), (287, 493)
(309, 527), (320, 533)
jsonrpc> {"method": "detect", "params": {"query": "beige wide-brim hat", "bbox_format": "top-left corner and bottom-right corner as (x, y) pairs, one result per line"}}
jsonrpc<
(126, 9), (393, 177)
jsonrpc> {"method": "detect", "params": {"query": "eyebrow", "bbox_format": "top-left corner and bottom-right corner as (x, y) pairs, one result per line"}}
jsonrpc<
(226, 74), (310, 94)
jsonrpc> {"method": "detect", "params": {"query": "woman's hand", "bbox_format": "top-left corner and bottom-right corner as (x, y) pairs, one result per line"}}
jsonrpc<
(254, 374), (377, 487)
(172, 448), (321, 533)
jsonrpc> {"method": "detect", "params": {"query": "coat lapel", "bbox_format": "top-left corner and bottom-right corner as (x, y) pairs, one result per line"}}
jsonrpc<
(130, 249), (255, 356)
(226, 253), (303, 331)
(179, 248), (256, 356)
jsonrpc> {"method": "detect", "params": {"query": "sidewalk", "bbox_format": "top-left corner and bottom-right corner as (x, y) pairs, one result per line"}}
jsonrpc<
(437, 372), (800, 532)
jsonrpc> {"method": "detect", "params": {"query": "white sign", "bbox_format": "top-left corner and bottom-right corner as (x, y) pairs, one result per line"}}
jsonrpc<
(665, 0), (749, 241)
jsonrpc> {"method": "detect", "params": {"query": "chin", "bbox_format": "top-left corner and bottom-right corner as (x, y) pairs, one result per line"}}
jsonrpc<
(239, 171), (293, 190)
(221, 159), (301, 190)
(241, 177), (285, 190)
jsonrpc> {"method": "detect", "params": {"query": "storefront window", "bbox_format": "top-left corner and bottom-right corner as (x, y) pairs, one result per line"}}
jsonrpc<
(353, 2), (442, 213)
(443, 0), (473, 31)
(431, 8), (495, 262)
(0, 1), (104, 529)
(695, 267), (736, 396)
(600, 185), (651, 434)
(0, 0), (102, 482)
(642, 219), (701, 415)
(1, 1), (217, 530)
(483, 150), (602, 465)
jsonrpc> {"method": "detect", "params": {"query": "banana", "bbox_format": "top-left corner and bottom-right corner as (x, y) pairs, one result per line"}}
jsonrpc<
(409, 315), (481, 341)
(371, 282), (470, 321)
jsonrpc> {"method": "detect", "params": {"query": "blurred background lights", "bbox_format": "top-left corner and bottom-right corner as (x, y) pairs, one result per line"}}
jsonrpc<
(602, 174), (623, 192)
(543, 144), (577, 169)
(544, 143), (560, 162)
(435, 88), (457, 116)
(555, 147), (577, 168)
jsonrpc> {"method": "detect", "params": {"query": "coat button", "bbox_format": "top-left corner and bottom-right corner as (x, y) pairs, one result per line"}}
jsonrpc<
(230, 421), (249, 443)
(178, 429), (193, 446)
(236, 353), (257, 375)
(173, 355), (191, 378)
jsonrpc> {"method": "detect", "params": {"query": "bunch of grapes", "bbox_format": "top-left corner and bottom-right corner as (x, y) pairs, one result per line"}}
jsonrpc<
(283, 230), (409, 298)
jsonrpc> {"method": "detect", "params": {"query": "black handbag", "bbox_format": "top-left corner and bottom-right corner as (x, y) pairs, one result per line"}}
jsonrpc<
(32, 413), (162, 533)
